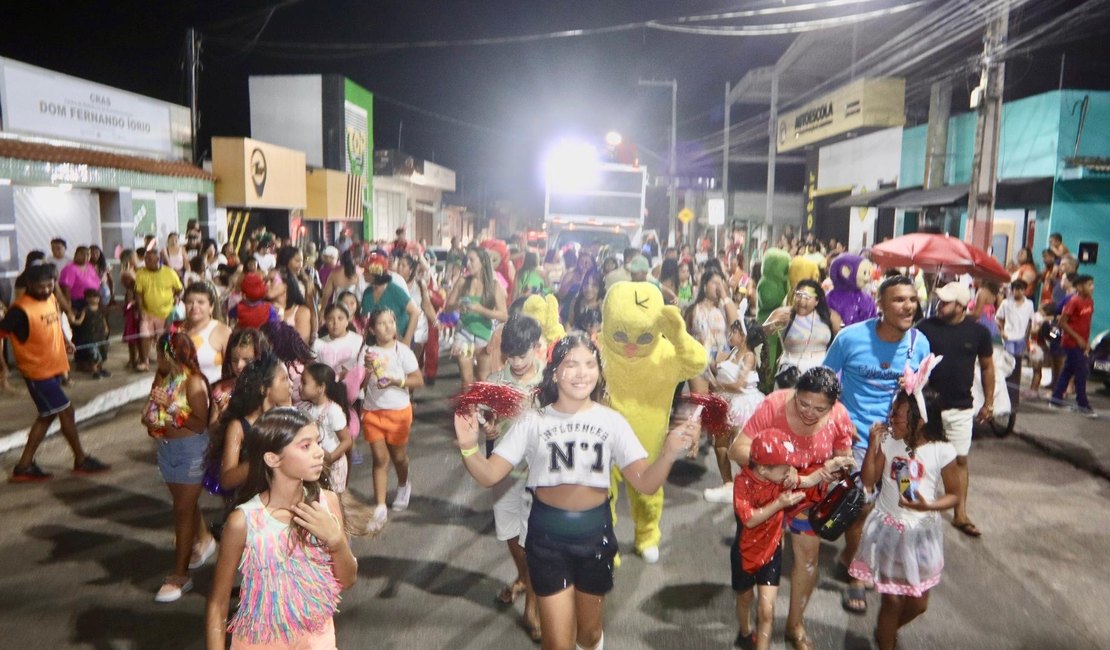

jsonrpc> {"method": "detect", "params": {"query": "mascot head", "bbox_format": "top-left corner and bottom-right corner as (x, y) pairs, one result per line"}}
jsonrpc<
(829, 253), (872, 291)
(602, 281), (664, 360)
(761, 248), (791, 286)
(788, 255), (821, 291)
(480, 239), (512, 279)
(523, 293), (566, 345)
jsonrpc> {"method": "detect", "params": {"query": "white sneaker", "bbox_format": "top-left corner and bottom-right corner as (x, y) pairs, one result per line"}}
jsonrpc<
(640, 546), (660, 564)
(366, 504), (388, 534)
(392, 483), (411, 511)
(154, 576), (193, 603)
(188, 537), (217, 569)
(704, 482), (734, 503)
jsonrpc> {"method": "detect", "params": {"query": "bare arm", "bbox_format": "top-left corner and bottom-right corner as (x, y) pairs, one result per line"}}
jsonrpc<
(206, 509), (246, 649)
(620, 417), (698, 495)
(744, 490), (804, 528)
(220, 420), (249, 489)
(398, 300), (419, 346)
(899, 460), (960, 513)
(859, 424), (887, 491)
(453, 410), (514, 487)
(976, 353), (995, 423)
(473, 284), (509, 323)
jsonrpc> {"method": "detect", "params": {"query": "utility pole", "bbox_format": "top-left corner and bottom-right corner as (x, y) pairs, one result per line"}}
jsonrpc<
(723, 81), (731, 230)
(639, 79), (678, 246)
(766, 70), (779, 241)
(966, 3), (1008, 251)
(185, 27), (201, 166)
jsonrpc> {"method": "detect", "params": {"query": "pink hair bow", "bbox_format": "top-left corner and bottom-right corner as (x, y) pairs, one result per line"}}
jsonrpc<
(902, 353), (943, 422)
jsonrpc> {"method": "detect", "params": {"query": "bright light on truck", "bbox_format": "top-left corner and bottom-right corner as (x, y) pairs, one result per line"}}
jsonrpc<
(543, 139), (600, 193)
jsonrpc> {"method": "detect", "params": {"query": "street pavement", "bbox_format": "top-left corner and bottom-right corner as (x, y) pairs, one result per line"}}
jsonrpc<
(1, 361), (1109, 649)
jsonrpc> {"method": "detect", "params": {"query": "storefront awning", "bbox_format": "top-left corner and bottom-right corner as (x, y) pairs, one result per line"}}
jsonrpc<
(877, 178), (1054, 210)
(830, 186), (917, 209)
(879, 184), (969, 209)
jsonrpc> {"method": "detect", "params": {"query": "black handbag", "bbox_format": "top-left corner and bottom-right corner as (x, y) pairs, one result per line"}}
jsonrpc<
(808, 473), (866, 541)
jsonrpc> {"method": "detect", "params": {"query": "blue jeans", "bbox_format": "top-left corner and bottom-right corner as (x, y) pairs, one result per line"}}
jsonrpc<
(1052, 347), (1090, 410)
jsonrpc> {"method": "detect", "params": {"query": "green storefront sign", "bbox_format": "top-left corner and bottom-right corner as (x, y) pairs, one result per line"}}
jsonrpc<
(344, 79), (374, 240)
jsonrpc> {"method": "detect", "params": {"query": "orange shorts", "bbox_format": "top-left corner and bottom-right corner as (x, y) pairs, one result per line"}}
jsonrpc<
(361, 404), (413, 446)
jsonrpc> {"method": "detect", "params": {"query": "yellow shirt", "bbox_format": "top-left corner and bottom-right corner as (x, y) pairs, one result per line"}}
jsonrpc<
(134, 266), (183, 319)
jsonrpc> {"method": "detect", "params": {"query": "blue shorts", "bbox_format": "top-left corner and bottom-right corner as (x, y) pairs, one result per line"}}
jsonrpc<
(157, 432), (209, 485)
(25, 375), (71, 417)
(1004, 339), (1027, 358)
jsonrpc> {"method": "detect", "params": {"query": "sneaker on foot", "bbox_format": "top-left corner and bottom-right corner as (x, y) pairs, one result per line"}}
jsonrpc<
(703, 482), (734, 503)
(99, 369), (112, 379)
(73, 456), (111, 474)
(733, 631), (755, 650)
(189, 537), (217, 569)
(640, 546), (660, 564)
(9, 463), (52, 483)
(392, 483), (411, 511)
(1079, 407), (1099, 419)
(154, 576), (193, 603)
(366, 504), (388, 534)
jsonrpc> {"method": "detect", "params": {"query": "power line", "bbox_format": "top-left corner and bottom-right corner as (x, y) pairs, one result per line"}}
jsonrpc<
(206, 1), (928, 60)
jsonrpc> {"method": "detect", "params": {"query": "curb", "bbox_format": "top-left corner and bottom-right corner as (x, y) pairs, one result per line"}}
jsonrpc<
(1011, 428), (1110, 483)
(0, 378), (152, 456)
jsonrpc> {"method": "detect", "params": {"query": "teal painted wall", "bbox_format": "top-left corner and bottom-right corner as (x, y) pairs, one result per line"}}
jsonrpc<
(1056, 90), (1110, 162)
(900, 124), (927, 188)
(1048, 179), (1110, 334)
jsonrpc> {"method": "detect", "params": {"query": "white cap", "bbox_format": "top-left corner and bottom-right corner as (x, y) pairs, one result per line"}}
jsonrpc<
(935, 282), (970, 307)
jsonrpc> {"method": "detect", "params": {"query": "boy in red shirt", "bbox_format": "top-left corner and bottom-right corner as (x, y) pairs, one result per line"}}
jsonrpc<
(732, 428), (853, 650)
(1051, 274), (1097, 416)
(229, 272), (279, 329)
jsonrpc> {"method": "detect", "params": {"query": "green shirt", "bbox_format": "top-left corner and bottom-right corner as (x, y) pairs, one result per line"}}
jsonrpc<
(361, 282), (411, 337)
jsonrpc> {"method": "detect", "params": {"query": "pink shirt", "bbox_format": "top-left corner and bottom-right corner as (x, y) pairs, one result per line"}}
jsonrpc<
(58, 263), (102, 300)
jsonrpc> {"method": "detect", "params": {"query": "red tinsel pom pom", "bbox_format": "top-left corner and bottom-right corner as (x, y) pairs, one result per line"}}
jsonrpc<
(453, 382), (532, 418)
(684, 393), (734, 439)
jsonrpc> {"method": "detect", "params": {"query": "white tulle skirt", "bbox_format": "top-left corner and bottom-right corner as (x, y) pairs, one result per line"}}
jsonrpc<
(849, 510), (945, 597)
(726, 388), (765, 430)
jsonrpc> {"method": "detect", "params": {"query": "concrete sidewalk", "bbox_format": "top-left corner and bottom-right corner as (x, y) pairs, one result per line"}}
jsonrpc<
(1003, 394), (1110, 482)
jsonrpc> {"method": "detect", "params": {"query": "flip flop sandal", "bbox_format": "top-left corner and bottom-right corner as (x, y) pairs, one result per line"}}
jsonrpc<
(953, 521), (982, 537)
(842, 585), (868, 615)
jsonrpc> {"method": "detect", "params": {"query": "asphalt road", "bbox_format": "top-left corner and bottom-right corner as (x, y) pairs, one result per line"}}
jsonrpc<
(1, 369), (1109, 650)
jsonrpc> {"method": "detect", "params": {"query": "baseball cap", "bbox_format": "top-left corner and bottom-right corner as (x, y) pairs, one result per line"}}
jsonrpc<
(322, 245), (339, 260)
(627, 256), (651, 274)
(749, 428), (796, 466)
(241, 272), (266, 301)
(935, 282), (970, 307)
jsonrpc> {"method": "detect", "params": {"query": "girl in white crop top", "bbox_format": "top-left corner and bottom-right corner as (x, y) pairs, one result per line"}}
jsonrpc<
(454, 333), (700, 650)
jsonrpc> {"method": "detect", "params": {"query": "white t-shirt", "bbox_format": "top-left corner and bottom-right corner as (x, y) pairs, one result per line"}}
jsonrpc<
(255, 252), (276, 273)
(363, 341), (419, 411)
(875, 435), (957, 525)
(494, 403), (647, 490)
(312, 332), (364, 373)
(996, 297), (1035, 342)
(298, 400), (347, 453)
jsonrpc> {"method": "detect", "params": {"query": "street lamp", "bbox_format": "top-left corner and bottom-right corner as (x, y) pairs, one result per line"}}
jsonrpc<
(605, 131), (623, 147)
(638, 79), (678, 246)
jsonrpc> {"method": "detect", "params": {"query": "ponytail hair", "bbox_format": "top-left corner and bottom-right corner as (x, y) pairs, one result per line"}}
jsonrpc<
(156, 331), (210, 394)
(303, 362), (351, 427)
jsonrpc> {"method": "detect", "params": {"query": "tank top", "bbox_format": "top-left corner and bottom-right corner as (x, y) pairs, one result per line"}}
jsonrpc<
(143, 372), (194, 438)
(779, 312), (832, 372)
(227, 493), (341, 645)
(692, 301), (729, 358)
(9, 294), (69, 380)
(189, 320), (223, 383)
(165, 247), (185, 273)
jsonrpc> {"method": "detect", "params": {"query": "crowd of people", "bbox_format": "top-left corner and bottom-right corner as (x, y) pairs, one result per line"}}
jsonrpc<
(0, 220), (1097, 650)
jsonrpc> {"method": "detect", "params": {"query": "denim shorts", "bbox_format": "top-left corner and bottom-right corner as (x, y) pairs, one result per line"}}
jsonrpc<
(25, 375), (71, 417)
(157, 432), (209, 485)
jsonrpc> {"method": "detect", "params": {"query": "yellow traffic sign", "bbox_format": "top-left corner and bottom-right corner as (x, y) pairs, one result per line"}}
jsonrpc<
(677, 208), (694, 224)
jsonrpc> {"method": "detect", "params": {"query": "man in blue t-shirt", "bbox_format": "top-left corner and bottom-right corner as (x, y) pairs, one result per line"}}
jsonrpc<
(822, 274), (930, 614)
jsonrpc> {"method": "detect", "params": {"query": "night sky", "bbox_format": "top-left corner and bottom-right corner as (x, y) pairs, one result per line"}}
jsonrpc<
(4, 1), (1108, 213)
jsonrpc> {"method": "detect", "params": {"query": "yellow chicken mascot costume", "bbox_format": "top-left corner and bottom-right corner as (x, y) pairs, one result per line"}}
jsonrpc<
(601, 281), (707, 563)
(522, 294), (566, 346)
